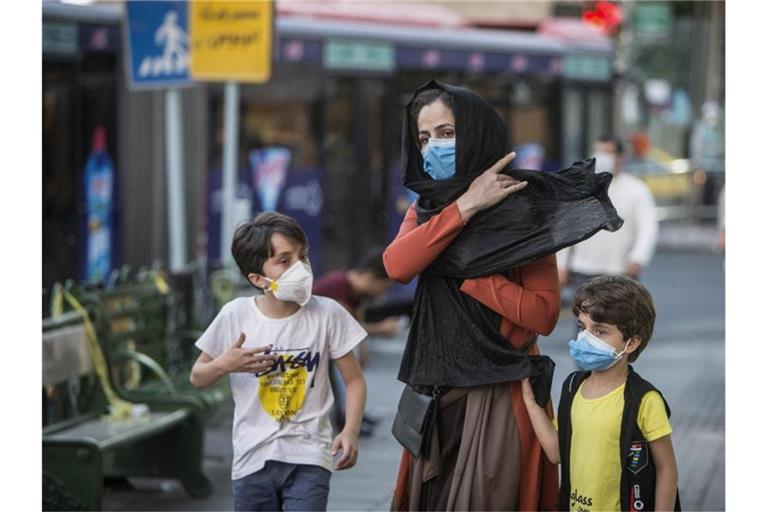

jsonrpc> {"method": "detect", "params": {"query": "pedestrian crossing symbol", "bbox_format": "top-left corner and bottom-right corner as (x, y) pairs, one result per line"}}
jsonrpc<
(125, 1), (191, 89)
(138, 10), (189, 78)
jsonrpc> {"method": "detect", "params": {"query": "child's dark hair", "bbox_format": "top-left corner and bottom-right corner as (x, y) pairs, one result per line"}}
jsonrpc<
(231, 212), (308, 281)
(355, 246), (388, 280)
(409, 88), (454, 145)
(572, 275), (656, 362)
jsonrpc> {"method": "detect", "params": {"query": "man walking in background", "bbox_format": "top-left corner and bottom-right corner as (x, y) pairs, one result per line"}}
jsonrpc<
(558, 136), (658, 291)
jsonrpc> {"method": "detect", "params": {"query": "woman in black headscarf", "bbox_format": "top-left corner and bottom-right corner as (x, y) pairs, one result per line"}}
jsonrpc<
(385, 80), (621, 511)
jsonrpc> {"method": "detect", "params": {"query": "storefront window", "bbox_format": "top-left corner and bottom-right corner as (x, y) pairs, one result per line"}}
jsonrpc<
(205, 63), (325, 270)
(323, 77), (389, 270)
(587, 89), (611, 150)
(509, 77), (559, 170)
(562, 87), (584, 166)
(43, 50), (117, 312)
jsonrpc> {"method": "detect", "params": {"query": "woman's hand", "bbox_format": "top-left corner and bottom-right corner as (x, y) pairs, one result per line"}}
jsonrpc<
(456, 152), (527, 222)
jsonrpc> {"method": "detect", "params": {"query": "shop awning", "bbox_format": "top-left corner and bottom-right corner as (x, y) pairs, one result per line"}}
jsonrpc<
(276, 0), (468, 28)
(538, 18), (614, 54)
(276, 16), (612, 79)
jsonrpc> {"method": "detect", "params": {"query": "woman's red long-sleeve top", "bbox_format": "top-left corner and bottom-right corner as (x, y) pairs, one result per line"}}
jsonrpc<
(384, 201), (560, 338)
(385, 200), (560, 511)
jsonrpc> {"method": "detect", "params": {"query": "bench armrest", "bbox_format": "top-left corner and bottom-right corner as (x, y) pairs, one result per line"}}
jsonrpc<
(112, 349), (177, 394)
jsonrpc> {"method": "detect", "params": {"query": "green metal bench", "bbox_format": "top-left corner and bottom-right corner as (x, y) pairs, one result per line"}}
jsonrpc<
(67, 280), (229, 421)
(43, 311), (212, 511)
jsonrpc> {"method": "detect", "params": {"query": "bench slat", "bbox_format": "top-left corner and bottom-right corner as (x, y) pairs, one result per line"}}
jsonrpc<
(43, 409), (190, 450)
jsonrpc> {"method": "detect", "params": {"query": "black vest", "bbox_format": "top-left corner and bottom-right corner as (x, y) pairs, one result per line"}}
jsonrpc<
(557, 366), (681, 511)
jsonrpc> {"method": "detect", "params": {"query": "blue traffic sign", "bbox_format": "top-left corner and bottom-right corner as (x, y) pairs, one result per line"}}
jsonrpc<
(124, 1), (191, 89)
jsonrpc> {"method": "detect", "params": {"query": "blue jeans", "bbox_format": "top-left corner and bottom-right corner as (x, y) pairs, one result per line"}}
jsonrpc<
(232, 460), (331, 511)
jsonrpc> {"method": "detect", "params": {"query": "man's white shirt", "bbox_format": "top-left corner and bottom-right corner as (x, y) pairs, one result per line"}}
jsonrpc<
(558, 172), (658, 275)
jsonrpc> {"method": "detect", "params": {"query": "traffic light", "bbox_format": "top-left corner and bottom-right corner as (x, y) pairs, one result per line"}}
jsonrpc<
(582, 1), (623, 35)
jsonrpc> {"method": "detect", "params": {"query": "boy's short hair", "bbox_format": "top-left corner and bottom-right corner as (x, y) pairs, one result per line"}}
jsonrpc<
(354, 246), (388, 280)
(231, 212), (308, 280)
(572, 275), (655, 362)
(597, 134), (624, 155)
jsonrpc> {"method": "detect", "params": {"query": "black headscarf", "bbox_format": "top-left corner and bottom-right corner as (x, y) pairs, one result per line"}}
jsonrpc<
(397, 80), (623, 389)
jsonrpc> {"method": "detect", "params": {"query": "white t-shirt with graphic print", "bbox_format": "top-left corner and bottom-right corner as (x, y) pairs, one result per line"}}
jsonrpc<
(195, 295), (367, 480)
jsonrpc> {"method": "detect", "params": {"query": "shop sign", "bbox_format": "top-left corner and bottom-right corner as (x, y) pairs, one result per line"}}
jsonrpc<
(189, 1), (273, 82)
(124, 1), (192, 89)
(43, 22), (78, 55)
(396, 47), (558, 76)
(250, 147), (291, 213)
(563, 54), (612, 82)
(280, 38), (322, 65)
(514, 143), (544, 171)
(324, 39), (395, 72)
(249, 147), (325, 272)
(634, 2), (672, 43)
(80, 24), (119, 54)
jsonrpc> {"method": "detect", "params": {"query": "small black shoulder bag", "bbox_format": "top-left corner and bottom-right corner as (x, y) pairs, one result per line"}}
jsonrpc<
(391, 385), (439, 458)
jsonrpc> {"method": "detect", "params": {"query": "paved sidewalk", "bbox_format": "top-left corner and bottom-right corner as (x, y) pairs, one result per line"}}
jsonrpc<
(105, 330), (724, 512)
(656, 220), (720, 252)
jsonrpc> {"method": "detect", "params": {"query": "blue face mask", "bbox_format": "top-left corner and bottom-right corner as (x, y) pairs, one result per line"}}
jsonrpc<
(421, 138), (456, 180)
(568, 329), (630, 372)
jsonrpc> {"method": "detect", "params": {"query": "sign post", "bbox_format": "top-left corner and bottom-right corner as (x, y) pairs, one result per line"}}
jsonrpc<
(125, 0), (273, 270)
(221, 81), (240, 267)
(164, 89), (186, 272)
(188, 1), (274, 267)
(125, 1), (192, 272)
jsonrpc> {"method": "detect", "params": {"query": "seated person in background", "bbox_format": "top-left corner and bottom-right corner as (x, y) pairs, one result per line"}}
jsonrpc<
(314, 247), (401, 436)
(314, 247), (400, 366)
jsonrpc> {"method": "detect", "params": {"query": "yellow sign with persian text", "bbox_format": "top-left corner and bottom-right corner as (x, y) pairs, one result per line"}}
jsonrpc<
(189, 1), (273, 82)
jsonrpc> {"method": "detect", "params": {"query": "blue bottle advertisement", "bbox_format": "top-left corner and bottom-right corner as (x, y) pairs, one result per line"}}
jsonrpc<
(83, 126), (116, 282)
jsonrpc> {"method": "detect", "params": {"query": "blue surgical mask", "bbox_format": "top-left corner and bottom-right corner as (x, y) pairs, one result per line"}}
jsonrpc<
(421, 138), (456, 180)
(568, 329), (630, 371)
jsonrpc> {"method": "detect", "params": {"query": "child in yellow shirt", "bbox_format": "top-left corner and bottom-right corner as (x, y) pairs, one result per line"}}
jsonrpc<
(523, 275), (679, 512)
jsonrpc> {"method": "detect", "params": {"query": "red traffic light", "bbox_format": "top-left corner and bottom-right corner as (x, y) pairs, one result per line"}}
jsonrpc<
(582, 1), (623, 34)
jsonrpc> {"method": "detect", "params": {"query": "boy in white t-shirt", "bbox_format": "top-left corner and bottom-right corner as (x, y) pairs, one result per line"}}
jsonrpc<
(190, 212), (367, 511)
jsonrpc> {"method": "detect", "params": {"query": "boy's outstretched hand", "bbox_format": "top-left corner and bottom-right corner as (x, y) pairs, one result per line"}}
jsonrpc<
(331, 431), (359, 470)
(219, 333), (275, 374)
